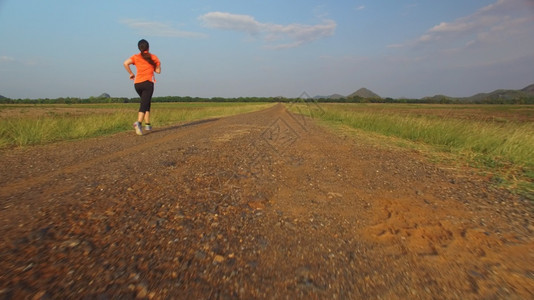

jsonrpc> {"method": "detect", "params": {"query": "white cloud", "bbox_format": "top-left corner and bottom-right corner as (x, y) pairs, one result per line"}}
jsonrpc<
(380, 0), (534, 98)
(120, 19), (207, 38)
(469, 16), (529, 46)
(394, 0), (533, 49)
(199, 12), (262, 34)
(0, 55), (38, 66)
(355, 5), (365, 11)
(0, 56), (15, 63)
(199, 12), (336, 49)
(479, 0), (506, 13)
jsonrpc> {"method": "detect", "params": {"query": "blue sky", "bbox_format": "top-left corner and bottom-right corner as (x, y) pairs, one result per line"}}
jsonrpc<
(1, 0), (533, 99)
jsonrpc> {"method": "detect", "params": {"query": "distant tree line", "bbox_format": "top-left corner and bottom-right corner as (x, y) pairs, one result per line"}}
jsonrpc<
(1, 95), (533, 105)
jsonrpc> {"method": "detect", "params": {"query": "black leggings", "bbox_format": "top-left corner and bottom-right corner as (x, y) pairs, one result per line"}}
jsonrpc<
(134, 80), (154, 113)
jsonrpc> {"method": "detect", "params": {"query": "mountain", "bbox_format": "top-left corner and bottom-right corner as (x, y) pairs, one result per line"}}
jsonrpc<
(421, 83), (534, 103)
(313, 94), (345, 99)
(347, 88), (381, 99)
(520, 83), (534, 94)
(314, 83), (533, 102)
(423, 94), (455, 102)
(462, 84), (534, 102)
(98, 93), (111, 98)
(313, 88), (380, 100)
(0, 95), (7, 100)
(328, 94), (345, 100)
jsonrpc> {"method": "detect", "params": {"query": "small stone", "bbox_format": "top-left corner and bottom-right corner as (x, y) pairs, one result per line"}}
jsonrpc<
(213, 255), (225, 263)
(32, 291), (47, 300)
(136, 285), (148, 298)
(327, 192), (343, 199)
(63, 239), (80, 248)
(195, 251), (206, 260)
(248, 201), (265, 210)
(129, 273), (140, 281)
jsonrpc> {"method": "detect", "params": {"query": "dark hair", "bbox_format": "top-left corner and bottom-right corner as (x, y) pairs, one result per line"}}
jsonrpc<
(138, 39), (157, 70)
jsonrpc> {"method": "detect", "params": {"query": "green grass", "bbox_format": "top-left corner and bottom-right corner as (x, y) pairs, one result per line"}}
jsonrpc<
(289, 103), (534, 199)
(0, 102), (273, 148)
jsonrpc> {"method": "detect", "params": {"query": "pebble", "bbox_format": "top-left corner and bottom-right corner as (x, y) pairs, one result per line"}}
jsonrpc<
(62, 239), (80, 248)
(136, 284), (148, 298)
(32, 291), (47, 300)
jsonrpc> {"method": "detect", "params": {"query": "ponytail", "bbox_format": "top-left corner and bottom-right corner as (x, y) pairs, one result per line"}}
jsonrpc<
(141, 51), (157, 70)
(138, 39), (157, 70)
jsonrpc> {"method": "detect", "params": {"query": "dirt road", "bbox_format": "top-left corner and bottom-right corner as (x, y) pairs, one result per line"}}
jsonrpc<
(0, 104), (532, 299)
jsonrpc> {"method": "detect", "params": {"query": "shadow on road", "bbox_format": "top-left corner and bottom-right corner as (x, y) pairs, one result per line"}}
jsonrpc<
(152, 118), (220, 134)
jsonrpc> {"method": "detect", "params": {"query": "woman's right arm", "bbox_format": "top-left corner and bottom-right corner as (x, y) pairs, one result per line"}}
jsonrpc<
(123, 58), (135, 79)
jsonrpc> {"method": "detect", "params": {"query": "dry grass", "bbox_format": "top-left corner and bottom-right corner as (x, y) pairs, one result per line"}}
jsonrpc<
(0, 103), (273, 148)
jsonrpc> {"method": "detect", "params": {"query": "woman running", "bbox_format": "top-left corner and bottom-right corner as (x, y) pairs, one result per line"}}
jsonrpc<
(123, 39), (161, 135)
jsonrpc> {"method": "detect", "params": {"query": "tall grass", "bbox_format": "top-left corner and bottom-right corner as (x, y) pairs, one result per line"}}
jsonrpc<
(1, 112), (132, 147)
(291, 103), (534, 198)
(0, 103), (272, 148)
(306, 104), (533, 165)
(321, 109), (533, 166)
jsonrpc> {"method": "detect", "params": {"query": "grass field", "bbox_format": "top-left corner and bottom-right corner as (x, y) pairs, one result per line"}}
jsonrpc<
(0, 102), (273, 148)
(289, 102), (534, 199)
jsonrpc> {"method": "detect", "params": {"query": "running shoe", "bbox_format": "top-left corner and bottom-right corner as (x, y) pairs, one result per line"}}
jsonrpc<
(145, 124), (152, 131)
(133, 121), (143, 135)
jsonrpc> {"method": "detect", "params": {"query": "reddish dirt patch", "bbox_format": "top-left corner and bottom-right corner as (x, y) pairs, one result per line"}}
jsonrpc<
(0, 104), (532, 299)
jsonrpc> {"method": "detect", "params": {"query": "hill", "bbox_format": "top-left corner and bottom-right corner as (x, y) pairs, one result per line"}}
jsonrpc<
(313, 88), (380, 100)
(520, 83), (534, 94)
(0, 95), (7, 100)
(422, 83), (534, 104)
(328, 93), (345, 100)
(461, 83), (534, 103)
(422, 95), (455, 102)
(313, 94), (345, 100)
(98, 93), (111, 98)
(347, 88), (381, 99)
